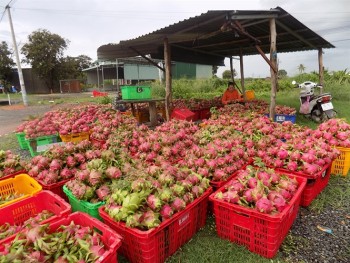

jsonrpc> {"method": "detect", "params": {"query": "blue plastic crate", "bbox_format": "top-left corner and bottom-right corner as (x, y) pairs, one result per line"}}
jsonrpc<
(265, 114), (296, 124)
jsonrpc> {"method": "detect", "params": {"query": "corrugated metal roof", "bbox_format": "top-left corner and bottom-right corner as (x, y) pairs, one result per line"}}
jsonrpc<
(97, 6), (334, 66)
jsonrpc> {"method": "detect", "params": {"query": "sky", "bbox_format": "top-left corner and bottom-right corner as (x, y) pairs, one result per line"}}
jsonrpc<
(0, 0), (349, 78)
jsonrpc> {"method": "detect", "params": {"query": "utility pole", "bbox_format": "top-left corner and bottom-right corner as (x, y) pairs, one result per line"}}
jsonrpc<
(6, 5), (28, 106)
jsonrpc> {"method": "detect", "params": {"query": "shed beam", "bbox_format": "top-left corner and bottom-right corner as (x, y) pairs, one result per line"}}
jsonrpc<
(129, 47), (165, 71)
(255, 45), (278, 73)
(227, 14), (279, 20)
(171, 43), (226, 58)
(275, 20), (317, 48)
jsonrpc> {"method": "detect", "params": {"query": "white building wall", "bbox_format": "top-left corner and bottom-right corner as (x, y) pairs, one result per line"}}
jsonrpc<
(196, 64), (212, 78)
(124, 64), (159, 80)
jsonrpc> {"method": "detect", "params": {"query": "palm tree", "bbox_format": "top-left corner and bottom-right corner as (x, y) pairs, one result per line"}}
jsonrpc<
(298, 64), (306, 74)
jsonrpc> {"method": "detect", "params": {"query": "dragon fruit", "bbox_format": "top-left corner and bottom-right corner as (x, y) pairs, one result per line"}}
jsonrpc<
(146, 194), (162, 211)
(160, 204), (173, 220)
(256, 197), (273, 214)
(171, 197), (186, 212)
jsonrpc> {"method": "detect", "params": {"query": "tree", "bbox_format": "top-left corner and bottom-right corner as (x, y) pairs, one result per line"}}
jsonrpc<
(0, 41), (15, 88)
(298, 64), (306, 74)
(222, 69), (237, 79)
(21, 29), (69, 92)
(278, 69), (288, 78)
(58, 55), (92, 83)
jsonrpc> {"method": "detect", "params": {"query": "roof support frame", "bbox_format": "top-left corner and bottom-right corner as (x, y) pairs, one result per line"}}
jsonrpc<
(275, 20), (317, 48)
(129, 47), (165, 71)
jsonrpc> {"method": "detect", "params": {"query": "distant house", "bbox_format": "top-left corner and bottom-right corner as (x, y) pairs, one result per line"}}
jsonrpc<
(83, 57), (213, 90)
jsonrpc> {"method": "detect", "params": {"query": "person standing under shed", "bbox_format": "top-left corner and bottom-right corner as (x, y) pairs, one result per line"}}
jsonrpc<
(222, 81), (241, 105)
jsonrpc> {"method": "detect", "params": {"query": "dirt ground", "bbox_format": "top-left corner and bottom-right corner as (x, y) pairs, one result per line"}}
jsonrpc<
(0, 92), (97, 136)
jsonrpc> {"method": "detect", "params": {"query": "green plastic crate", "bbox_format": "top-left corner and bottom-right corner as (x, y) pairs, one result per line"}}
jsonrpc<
(25, 134), (59, 157)
(121, 86), (151, 100)
(15, 132), (28, 150)
(63, 185), (105, 220)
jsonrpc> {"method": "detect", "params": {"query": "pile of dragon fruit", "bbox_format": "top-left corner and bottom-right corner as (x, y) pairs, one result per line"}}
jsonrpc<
(0, 150), (26, 178)
(213, 165), (300, 214)
(0, 219), (107, 262)
(3, 101), (350, 235)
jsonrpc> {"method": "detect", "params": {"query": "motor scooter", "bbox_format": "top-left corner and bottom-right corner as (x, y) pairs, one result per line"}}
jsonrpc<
(292, 80), (336, 122)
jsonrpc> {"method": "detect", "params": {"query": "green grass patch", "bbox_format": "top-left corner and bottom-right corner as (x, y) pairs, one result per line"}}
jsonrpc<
(308, 174), (350, 213)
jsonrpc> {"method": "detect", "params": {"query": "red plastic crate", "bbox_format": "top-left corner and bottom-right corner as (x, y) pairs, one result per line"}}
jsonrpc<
(277, 161), (331, 179)
(171, 108), (195, 121)
(209, 173), (307, 259)
(200, 108), (211, 120)
(36, 178), (72, 202)
(99, 188), (212, 263)
(0, 212), (122, 263)
(191, 109), (201, 121)
(209, 162), (251, 191)
(0, 190), (71, 244)
(299, 164), (332, 207)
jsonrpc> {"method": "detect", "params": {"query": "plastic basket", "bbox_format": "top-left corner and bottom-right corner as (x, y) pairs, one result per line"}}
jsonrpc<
(37, 178), (72, 203)
(171, 108), (195, 121)
(191, 109), (201, 121)
(0, 174), (42, 208)
(0, 190), (71, 244)
(245, 90), (255, 100)
(135, 110), (150, 123)
(15, 132), (28, 150)
(200, 108), (211, 120)
(209, 162), (251, 191)
(264, 114), (296, 124)
(330, 146), (350, 176)
(0, 212), (122, 263)
(277, 162), (331, 180)
(25, 134), (59, 157)
(299, 165), (332, 207)
(99, 187), (212, 263)
(60, 131), (90, 143)
(0, 169), (26, 182)
(209, 173), (307, 259)
(63, 185), (105, 220)
(121, 86), (151, 100)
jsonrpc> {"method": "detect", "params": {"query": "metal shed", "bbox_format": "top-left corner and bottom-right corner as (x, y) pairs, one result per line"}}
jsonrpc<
(97, 6), (334, 120)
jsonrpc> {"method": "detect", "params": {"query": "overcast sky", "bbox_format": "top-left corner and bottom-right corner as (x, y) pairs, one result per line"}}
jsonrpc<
(0, 0), (349, 78)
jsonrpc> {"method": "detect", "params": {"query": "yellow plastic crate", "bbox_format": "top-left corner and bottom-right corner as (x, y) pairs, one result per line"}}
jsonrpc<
(0, 174), (42, 208)
(331, 147), (350, 176)
(60, 131), (90, 143)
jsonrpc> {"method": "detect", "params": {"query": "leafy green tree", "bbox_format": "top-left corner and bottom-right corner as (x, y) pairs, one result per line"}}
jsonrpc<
(0, 41), (15, 88)
(278, 69), (288, 78)
(21, 29), (68, 92)
(58, 55), (92, 83)
(298, 64), (306, 74)
(222, 69), (237, 79)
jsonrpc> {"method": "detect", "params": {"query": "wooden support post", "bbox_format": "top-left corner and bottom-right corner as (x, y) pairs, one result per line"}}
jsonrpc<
(149, 101), (157, 127)
(230, 57), (234, 82)
(240, 49), (246, 101)
(164, 38), (172, 121)
(318, 48), (324, 94)
(269, 18), (278, 121)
